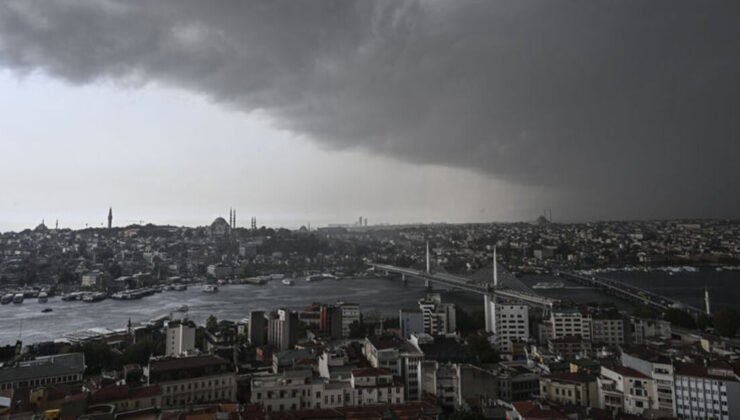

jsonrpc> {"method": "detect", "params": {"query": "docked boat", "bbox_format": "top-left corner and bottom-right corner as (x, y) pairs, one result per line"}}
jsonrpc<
(202, 284), (218, 293)
(82, 292), (107, 303)
(37, 292), (48, 303)
(41, 308), (53, 313)
(12, 293), (24, 304)
(1, 293), (13, 304)
(173, 284), (187, 291)
(61, 292), (85, 301)
(282, 279), (294, 286)
(306, 273), (336, 282)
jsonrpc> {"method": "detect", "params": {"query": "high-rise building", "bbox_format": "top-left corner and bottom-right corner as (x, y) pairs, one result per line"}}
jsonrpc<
(248, 311), (267, 346)
(267, 309), (299, 351)
(674, 361), (740, 419)
(399, 309), (424, 339)
(550, 308), (591, 341)
(320, 305), (343, 339)
(338, 302), (360, 338)
(491, 302), (530, 349)
(165, 319), (196, 357)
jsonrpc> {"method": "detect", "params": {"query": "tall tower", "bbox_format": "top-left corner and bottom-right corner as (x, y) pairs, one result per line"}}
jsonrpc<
(704, 286), (711, 316)
(493, 246), (499, 288)
(232, 209), (236, 229)
(425, 241), (431, 274)
(107, 207), (113, 229)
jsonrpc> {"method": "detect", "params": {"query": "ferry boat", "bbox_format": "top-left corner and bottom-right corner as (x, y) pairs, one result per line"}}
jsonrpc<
(37, 292), (48, 303)
(82, 292), (107, 303)
(282, 279), (294, 286)
(306, 273), (337, 282)
(1, 293), (13, 304)
(202, 284), (218, 293)
(13, 293), (24, 304)
(61, 292), (85, 301)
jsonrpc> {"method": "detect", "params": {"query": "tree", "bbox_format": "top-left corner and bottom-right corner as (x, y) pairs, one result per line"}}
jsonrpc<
(349, 320), (367, 339)
(713, 309), (740, 337)
(466, 334), (499, 364)
(206, 315), (219, 330)
(696, 313), (712, 331)
(456, 308), (486, 335)
(124, 338), (164, 365)
(664, 308), (696, 329)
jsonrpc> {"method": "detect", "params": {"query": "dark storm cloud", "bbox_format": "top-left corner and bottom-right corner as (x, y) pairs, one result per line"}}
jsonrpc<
(1, 0), (739, 219)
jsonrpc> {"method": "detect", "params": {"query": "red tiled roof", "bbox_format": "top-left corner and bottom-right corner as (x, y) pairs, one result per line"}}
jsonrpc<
(512, 401), (568, 419)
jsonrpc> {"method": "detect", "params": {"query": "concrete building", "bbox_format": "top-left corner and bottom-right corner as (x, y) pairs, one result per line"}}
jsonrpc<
(590, 313), (625, 346)
(674, 361), (740, 420)
(319, 305), (343, 340)
(417, 294), (456, 336)
(419, 362), (498, 409)
(145, 354), (236, 408)
(550, 308), (591, 341)
(621, 347), (676, 416)
(539, 372), (599, 408)
(268, 309), (300, 351)
(0, 353), (85, 391)
(351, 368), (405, 406)
(492, 303), (530, 349)
(250, 367), (405, 412)
(399, 310), (424, 339)
(165, 319), (196, 357)
(338, 302), (360, 338)
(81, 271), (106, 289)
(630, 316), (671, 345)
(248, 311), (267, 346)
(599, 365), (655, 416)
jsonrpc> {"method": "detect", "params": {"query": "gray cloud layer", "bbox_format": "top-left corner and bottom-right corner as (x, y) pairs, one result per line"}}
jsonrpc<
(1, 0), (739, 219)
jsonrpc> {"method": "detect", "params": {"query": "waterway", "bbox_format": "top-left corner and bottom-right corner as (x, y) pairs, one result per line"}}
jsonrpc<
(1, 270), (737, 345)
(0, 277), (480, 345)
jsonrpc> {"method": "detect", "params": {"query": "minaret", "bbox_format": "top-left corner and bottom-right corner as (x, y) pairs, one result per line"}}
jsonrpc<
(705, 286), (711, 316)
(108, 207), (113, 229)
(425, 241), (431, 274)
(233, 209), (236, 229)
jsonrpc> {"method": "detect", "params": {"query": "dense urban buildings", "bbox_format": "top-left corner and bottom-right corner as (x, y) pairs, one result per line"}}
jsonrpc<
(0, 219), (739, 419)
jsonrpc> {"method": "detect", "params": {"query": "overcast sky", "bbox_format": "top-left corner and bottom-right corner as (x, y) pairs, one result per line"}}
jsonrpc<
(1, 0), (738, 231)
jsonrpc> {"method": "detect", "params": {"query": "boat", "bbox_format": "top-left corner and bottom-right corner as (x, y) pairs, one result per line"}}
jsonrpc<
(282, 279), (294, 286)
(61, 292), (84, 301)
(175, 305), (189, 312)
(41, 308), (53, 313)
(173, 284), (187, 291)
(12, 293), (24, 304)
(37, 292), (48, 303)
(1, 293), (13, 304)
(306, 273), (336, 282)
(202, 284), (218, 293)
(82, 292), (107, 303)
